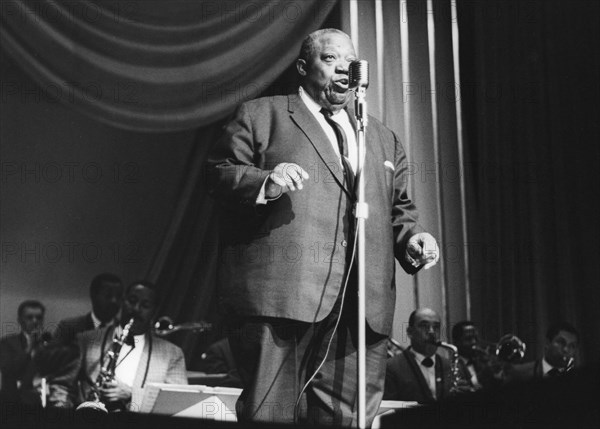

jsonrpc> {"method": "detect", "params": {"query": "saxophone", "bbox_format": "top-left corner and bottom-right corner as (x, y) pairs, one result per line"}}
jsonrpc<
(76, 318), (135, 413)
(437, 341), (462, 395)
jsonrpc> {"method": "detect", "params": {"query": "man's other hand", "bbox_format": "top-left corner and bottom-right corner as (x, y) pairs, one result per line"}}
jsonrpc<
(406, 232), (440, 270)
(265, 162), (309, 197)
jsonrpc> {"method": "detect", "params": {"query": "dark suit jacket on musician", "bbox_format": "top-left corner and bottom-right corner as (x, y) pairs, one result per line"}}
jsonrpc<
(53, 313), (95, 346)
(504, 359), (545, 383)
(383, 349), (453, 403)
(0, 333), (37, 401)
(209, 93), (422, 335)
(49, 326), (187, 411)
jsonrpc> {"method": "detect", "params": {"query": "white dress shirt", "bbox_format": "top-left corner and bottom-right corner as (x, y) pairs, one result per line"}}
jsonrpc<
(114, 333), (145, 387)
(410, 348), (437, 399)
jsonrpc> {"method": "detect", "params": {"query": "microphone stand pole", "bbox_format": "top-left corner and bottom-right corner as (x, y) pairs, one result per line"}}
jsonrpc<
(354, 87), (368, 429)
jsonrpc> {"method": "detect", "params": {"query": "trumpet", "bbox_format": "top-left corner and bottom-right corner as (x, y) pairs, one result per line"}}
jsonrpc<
(154, 316), (212, 336)
(473, 334), (526, 363)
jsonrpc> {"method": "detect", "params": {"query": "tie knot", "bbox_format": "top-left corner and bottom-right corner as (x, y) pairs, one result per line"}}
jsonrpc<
(320, 108), (333, 118)
(421, 356), (434, 368)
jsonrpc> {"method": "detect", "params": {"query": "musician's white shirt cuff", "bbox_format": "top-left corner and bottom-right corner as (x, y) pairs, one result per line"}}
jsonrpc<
(256, 177), (282, 204)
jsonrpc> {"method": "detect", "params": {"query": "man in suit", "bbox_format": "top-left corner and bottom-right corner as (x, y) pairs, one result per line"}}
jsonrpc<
(505, 322), (579, 383)
(208, 28), (439, 426)
(452, 320), (486, 391)
(53, 273), (124, 346)
(0, 300), (48, 404)
(49, 281), (187, 411)
(384, 308), (452, 403)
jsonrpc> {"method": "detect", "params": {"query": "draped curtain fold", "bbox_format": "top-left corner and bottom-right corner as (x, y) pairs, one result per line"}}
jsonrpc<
(0, 0), (336, 132)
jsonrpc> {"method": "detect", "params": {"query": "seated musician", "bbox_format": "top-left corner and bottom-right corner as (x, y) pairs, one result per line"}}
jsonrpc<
(49, 281), (187, 411)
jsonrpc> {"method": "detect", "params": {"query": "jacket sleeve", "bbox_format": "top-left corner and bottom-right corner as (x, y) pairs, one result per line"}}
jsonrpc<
(391, 131), (424, 274)
(164, 346), (188, 385)
(47, 335), (84, 408)
(207, 103), (271, 211)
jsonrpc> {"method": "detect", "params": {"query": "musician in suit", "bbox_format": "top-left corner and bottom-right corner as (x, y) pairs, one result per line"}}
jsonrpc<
(384, 308), (452, 403)
(53, 273), (124, 346)
(49, 281), (187, 411)
(208, 28), (439, 426)
(0, 300), (48, 404)
(452, 320), (485, 391)
(505, 322), (579, 383)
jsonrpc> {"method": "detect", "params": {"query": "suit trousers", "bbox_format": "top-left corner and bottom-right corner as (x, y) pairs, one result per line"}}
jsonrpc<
(228, 280), (388, 427)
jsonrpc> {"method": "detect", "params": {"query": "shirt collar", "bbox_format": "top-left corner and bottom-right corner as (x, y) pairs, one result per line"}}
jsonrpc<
(541, 357), (554, 375)
(298, 86), (347, 119)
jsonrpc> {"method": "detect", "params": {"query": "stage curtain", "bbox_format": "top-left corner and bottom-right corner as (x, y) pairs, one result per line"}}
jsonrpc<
(0, 0), (336, 132)
(457, 0), (600, 363)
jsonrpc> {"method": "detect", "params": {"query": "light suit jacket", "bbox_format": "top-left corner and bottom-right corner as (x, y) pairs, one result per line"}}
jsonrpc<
(50, 326), (187, 411)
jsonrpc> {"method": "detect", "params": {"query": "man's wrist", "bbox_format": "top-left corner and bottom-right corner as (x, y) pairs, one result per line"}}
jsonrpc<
(265, 180), (283, 199)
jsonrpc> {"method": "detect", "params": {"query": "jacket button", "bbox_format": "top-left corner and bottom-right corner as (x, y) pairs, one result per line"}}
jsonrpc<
(341, 240), (348, 247)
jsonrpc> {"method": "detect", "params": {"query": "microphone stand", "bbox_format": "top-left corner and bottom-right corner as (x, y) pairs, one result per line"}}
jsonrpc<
(354, 85), (368, 429)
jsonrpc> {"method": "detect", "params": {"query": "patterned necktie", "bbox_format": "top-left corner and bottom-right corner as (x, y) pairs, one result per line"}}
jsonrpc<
(320, 108), (355, 194)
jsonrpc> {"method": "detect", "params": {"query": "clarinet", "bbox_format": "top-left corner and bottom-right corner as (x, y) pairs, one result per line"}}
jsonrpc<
(76, 318), (135, 413)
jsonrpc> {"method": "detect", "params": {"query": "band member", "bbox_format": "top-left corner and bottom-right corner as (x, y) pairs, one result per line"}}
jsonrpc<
(53, 273), (124, 346)
(505, 322), (578, 382)
(208, 28), (439, 426)
(384, 308), (452, 402)
(49, 281), (187, 411)
(0, 300), (49, 405)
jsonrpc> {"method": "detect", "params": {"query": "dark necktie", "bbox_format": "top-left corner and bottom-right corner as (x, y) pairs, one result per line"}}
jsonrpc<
(546, 367), (561, 377)
(320, 108), (355, 194)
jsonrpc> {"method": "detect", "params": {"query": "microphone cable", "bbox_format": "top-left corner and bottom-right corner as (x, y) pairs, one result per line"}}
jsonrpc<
(293, 214), (359, 424)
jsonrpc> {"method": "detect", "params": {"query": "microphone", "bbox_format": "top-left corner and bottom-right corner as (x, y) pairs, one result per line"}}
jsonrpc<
(348, 60), (369, 90)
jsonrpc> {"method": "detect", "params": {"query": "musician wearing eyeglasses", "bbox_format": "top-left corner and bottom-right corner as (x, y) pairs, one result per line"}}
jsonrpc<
(0, 300), (49, 405)
(49, 281), (187, 411)
(505, 322), (579, 382)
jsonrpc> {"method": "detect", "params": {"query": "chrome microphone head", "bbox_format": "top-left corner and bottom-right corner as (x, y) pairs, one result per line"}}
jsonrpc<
(348, 60), (369, 90)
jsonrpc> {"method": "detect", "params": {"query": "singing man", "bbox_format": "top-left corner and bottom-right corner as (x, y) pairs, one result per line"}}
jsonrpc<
(208, 28), (439, 426)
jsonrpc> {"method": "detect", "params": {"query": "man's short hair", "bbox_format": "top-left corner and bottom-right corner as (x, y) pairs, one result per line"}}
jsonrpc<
(90, 273), (122, 297)
(408, 310), (417, 327)
(125, 280), (156, 295)
(452, 320), (476, 343)
(546, 322), (579, 343)
(18, 300), (45, 318)
(298, 28), (350, 62)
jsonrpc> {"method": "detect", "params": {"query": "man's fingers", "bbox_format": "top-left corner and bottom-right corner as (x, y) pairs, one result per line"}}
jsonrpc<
(269, 174), (289, 190)
(272, 163), (309, 193)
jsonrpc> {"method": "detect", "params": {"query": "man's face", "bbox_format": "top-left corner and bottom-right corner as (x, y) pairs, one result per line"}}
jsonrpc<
(544, 330), (578, 368)
(121, 284), (156, 336)
(408, 310), (441, 356)
(297, 32), (357, 112)
(19, 306), (44, 335)
(457, 325), (479, 358)
(91, 281), (123, 323)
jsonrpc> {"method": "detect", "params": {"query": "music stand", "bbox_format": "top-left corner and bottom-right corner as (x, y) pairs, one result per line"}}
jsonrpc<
(141, 383), (241, 421)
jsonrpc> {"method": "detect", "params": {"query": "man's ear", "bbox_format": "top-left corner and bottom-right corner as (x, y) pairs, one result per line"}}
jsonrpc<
(296, 59), (307, 76)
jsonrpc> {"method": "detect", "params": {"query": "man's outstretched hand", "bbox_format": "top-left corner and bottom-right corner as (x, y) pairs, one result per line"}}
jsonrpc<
(406, 232), (440, 270)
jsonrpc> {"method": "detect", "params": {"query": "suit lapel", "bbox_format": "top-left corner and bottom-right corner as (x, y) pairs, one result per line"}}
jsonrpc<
(287, 94), (352, 197)
(132, 334), (151, 389)
(85, 313), (94, 330)
(404, 349), (435, 401)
